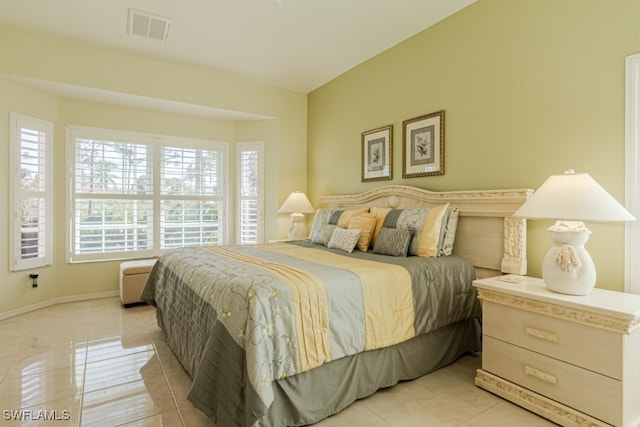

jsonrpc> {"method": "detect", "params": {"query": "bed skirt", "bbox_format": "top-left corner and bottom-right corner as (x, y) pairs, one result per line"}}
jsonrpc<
(157, 306), (481, 427)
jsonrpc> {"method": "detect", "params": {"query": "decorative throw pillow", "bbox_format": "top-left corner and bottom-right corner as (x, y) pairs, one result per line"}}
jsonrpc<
(309, 209), (334, 242)
(336, 208), (369, 228)
(415, 204), (449, 257)
(370, 207), (392, 246)
(310, 208), (369, 243)
(376, 205), (449, 257)
(327, 228), (361, 253)
(438, 207), (459, 256)
(437, 207), (451, 254)
(372, 227), (413, 257)
(311, 223), (337, 245)
(348, 213), (377, 252)
(393, 209), (430, 256)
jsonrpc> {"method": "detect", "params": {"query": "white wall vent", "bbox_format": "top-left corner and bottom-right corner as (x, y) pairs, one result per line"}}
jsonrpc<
(127, 9), (171, 42)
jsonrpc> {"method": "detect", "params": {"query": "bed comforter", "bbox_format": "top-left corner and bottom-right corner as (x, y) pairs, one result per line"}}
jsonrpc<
(141, 241), (480, 425)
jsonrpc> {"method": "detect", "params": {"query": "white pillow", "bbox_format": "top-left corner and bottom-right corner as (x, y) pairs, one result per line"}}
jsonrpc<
(438, 206), (459, 256)
(327, 228), (361, 253)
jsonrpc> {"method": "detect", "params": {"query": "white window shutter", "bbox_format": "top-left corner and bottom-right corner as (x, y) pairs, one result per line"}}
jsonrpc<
(237, 142), (264, 244)
(67, 126), (227, 262)
(71, 138), (154, 259)
(160, 146), (225, 248)
(10, 113), (53, 271)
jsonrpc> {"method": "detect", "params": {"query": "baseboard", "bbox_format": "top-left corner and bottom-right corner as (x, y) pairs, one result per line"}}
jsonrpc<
(0, 290), (120, 321)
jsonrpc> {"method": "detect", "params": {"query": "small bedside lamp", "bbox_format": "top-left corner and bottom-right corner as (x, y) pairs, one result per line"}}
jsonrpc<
(278, 191), (315, 240)
(514, 169), (635, 295)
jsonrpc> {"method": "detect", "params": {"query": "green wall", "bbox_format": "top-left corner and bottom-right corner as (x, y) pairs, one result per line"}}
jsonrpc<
(0, 25), (307, 315)
(308, 0), (640, 291)
(3, 0), (639, 315)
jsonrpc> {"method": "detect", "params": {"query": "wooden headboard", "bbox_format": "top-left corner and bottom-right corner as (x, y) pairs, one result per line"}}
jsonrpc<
(319, 185), (533, 278)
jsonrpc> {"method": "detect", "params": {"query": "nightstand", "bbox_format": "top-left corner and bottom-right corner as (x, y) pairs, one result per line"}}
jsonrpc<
(473, 275), (640, 427)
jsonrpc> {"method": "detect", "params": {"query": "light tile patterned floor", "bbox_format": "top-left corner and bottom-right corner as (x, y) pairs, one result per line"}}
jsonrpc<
(0, 298), (556, 426)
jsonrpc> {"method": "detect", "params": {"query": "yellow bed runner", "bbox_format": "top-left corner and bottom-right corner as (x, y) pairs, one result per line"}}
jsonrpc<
(204, 242), (416, 409)
(258, 243), (415, 352)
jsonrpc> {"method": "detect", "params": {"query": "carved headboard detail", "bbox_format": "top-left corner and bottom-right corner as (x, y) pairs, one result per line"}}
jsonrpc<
(319, 185), (533, 278)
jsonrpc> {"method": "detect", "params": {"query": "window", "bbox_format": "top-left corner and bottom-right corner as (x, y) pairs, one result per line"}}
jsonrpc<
(67, 126), (227, 262)
(236, 142), (264, 244)
(161, 146), (225, 248)
(10, 113), (53, 271)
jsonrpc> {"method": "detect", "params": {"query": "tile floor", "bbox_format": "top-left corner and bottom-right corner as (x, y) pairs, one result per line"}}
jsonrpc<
(0, 297), (556, 426)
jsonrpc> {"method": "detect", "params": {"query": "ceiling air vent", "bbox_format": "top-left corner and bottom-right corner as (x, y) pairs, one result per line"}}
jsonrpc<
(127, 9), (171, 42)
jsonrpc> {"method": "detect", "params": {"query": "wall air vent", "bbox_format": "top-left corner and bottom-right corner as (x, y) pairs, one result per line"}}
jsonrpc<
(127, 8), (171, 42)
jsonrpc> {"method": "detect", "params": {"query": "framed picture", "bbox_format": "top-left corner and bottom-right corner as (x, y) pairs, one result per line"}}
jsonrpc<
(402, 110), (445, 178)
(361, 125), (393, 182)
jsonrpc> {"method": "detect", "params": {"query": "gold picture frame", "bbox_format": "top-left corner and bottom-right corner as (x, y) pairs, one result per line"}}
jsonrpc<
(402, 110), (445, 178)
(361, 125), (393, 182)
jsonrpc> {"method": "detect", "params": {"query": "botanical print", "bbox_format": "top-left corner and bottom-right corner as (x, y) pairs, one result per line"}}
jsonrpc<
(368, 137), (385, 171)
(411, 125), (435, 166)
(361, 125), (393, 182)
(402, 110), (444, 178)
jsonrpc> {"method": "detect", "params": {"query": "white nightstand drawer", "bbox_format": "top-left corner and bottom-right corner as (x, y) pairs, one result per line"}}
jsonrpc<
(484, 336), (620, 426)
(482, 300), (621, 379)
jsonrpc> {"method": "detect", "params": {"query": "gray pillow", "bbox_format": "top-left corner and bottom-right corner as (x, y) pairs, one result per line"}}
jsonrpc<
(311, 223), (337, 245)
(372, 227), (413, 257)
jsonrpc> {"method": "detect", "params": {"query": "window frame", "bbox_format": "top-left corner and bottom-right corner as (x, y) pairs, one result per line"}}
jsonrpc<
(236, 141), (264, 244)
(625, 53), (640, 294)
(66, 125), (229, 263)
(10, 112), (54, 271)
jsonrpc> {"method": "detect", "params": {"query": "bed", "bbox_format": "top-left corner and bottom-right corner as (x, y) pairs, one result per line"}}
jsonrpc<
(141, 184), (531, 426)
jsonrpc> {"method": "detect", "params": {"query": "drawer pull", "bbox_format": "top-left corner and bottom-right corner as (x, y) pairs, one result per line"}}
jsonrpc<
(524, 365), (557, 385)
(525, 326), (558, 343)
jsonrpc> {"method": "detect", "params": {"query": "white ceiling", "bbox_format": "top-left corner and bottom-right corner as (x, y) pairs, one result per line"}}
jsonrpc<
(0, 0), (475, 94)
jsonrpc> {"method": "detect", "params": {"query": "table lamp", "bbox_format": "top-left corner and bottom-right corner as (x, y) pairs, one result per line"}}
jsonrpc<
(278, 191), (315, 240)
(514, 169), (635, 295)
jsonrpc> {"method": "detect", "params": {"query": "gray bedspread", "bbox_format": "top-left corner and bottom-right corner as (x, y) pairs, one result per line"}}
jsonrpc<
(141, 241), (480, 426)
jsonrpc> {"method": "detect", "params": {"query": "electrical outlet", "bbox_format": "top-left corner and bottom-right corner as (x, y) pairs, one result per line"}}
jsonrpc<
(29, 272), (39, 288)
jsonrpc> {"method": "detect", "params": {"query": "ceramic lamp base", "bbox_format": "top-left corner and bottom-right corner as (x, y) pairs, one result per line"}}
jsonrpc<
(287, 213), (307, 240)
(542, 224), (595, 295)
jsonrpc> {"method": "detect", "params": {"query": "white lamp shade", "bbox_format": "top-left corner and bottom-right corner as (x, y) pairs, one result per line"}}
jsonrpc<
(514, 170), (635, 222)
(514, 170), (634, 296)
(278, 191), (315, 214)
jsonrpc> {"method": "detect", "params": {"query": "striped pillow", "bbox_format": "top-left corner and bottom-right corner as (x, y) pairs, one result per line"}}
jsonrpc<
(376, 205), (449, 257)
(348, 213), (377, 252)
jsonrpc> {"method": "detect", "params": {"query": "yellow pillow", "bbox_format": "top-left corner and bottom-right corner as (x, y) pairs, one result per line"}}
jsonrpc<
(337, 208), (369, 228)
(370, 207), (392, 246)
(417, 203), (449, 257)
(348, 213), (377, 252)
